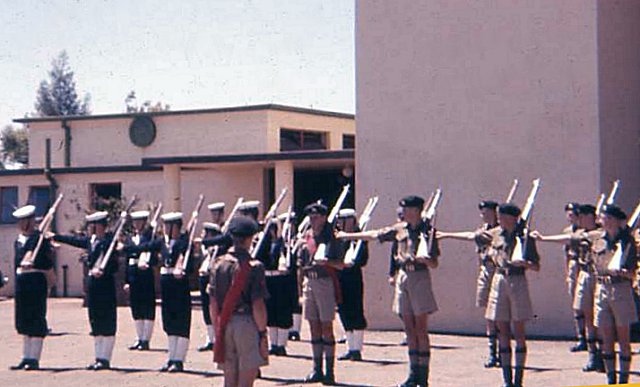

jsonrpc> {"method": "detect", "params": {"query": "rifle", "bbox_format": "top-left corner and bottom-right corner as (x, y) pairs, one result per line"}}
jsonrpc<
(93, 195), (138, 275)
(20, 193), (64, 268)
(277, 205), (295, 271)
(344, 196), (379, 265)
(313, 184), (350, 261)
(596, 180), (620, 217)
(180, 194), (205, 273)
(202, 197), (244, 274)
(511, 179), (541, 264)
(607, 199), (640, 271)
(138, 202), (162, 269)
(595, 194), (606, 217)
(505, 179), (519, 203)
(416, 188), (442, 258)
(251, 188), (288, 258)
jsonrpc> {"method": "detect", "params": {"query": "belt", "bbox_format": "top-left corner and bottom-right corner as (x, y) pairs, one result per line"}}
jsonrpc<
(303, 267), (329, 279)
(597, 275), (630, 285)
(233, 306), (251, 315)
(495, 267), (525, 277)
(265, 270), (289, 277)
(128, 258), (139, 266)
(401, 262), (427, 273)
(160, 267), (184, 275)
(579, 263), (594, 272)
(16, 268), (48, 275)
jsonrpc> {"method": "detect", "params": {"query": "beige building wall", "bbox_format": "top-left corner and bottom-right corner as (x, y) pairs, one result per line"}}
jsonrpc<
(356, 0), (640, 336)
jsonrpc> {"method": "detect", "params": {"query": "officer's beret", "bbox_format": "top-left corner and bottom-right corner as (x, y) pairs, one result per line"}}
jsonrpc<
(238, 200), (260, 211)
(578, 204), (596, 215)
(499, 203), (521, 217)
(130, 210), (150, 220)
(478, 200), (499, 210)
(304, 202), (328, 216)
(202, 222), (221, 232)
(399, 195), (425, 208)
(602, 205), (626, 220)
(228, 216), (260, 237)
(337, 208), (357, 218)
(161, 212), (183, 223)
(207, 202), (225, 211)
(564, 202), (580, 214)
(12, 205), (36, 219)
(86, 211), (109, 223)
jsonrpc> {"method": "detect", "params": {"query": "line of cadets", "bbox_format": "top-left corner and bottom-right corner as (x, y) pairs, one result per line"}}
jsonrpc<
(9, 193), (639, 386)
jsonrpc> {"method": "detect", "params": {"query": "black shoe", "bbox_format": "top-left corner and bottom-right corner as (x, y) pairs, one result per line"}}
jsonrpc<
(86, 361), (99, 371)
(570, 340), (587, 352)
(160, 361), (173, 372)
(289, 331), (300, 341)
(337, 337), (347, 344)
(338, 351), (353, 361)
(398, 370), (417, 387)
(10, 359), (29, 370)
(484, 355), (500, 368)
(24, 360), (39, 371)
(276, 346), (287, 356)
(94, 359), (110, 370)
(350, 351), (362, 361)
(168, 361), (184, 373)
(128, 341), (142, 350)
(322, 372), (336, 385)
(305, 370), (324, 383)
(138, 341), (150, 351)
(197, 342), (214, 352)
(400, 337), (408, 346)
(269, 345), (279, 355)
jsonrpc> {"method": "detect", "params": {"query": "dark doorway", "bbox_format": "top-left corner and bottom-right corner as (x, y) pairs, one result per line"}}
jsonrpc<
(294, 168), (355, 221)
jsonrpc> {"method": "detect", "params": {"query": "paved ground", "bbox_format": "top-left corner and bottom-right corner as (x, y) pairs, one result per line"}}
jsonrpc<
(0, 298), (638, 386)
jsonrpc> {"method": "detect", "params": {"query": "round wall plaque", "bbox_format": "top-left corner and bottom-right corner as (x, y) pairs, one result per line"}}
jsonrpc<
(129, 116), (156, 147)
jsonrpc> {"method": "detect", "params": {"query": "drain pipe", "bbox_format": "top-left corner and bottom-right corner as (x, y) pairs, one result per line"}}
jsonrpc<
(62, 120), (71, 167)
(44, 138), (60, 296)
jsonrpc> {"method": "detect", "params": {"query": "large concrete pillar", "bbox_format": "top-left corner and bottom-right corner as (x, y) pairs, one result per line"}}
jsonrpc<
(163, 164), (181, 212)
(274, 160), (294, 212)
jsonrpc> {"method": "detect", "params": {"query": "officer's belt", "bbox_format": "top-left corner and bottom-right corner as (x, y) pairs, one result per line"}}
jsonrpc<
(265, 270), (289, 277)
(16, 267), (49, 275)
(303, 266), (329, 279)
(233, 306), (251, 315)
(401, 261), (427, 273)
(160, 267), (183, 275)
(495, 267), (525, 277)
(128, 258), (139, 266)
(596, 275), (630, 285)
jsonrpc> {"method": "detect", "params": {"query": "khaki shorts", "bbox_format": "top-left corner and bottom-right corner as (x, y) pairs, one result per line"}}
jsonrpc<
(485, 273), (533, 322)
(218, 314), (268, 372)
(566, 260), (579, 298)
(396, 269), (438, 316)
(594, 282), (638, 328)
(476, 264), (495, 308)
(303, 276), (336, 323)
(572, 270), (595, 313)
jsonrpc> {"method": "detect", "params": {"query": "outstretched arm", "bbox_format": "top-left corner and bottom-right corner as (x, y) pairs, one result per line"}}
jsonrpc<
(436, 230), (475, 241)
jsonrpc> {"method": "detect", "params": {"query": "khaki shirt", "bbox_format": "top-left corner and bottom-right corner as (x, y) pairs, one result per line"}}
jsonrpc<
(376, 220), (440, 269)
(563, 224), (580, 261)
(474, 223), (498, 263)
(487, 226), (540, 273)
(567, 227), (601, 269)
(591, 228), (638, 277)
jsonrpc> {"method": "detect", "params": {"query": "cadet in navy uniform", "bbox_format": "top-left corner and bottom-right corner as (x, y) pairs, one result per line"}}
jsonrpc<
(336, 209), (368, 362)
(197, 221), (222, 351)
(52, 211), (119, 370)
(11, 205), (54, 371)
(123, 210), (156, 351)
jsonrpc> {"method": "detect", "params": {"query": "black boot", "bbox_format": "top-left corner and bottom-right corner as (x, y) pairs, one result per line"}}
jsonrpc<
(168, 361), (184, 373)
(323, 356), (335, 385)
(398, 366), (417, 387)
(24, 360), (39, 371)
(93, 359), (110, 370)
(128, 340), (142, 350)
(289, 331), (300, 341)
(160, 360), (173, 372)
(570, 337), (587, 352)
(304, 359), (323, 383)
(606, 372), (616, 385)
(138, 340), (150, 351)
(197, 342), (213, 352)
(350, 350), (362, 361)
(415, 365), (429, 387)
(582, 351), (598, 372)
(513, 366), (524, 387)
(485, 335), (500, 368)
(338, 351), (353, 361)
(10, 359), (29, 370)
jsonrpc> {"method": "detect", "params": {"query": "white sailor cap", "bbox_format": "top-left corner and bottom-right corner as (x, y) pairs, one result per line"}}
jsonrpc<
(12, 205), (36, 219)
(277, 211), (296, 221)
(85, 211), (109, 223)
(161, 212), (183, 223)
(337, 208), (357, 218)
(202, 222), (221, 232)
(238, 200), (260, 211)
(130, 210), (150, 220)
(207, 202), (225, 211)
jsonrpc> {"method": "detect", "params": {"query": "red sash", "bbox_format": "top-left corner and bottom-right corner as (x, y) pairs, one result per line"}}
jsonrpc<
(305, 231), (342, 304)
(213, 258), (251, 364)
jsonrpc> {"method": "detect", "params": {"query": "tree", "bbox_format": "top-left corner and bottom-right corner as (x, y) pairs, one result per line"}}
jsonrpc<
(35, 51), (91, 117)
(0, 125), (28, 167)
(124, 90), (170, 113)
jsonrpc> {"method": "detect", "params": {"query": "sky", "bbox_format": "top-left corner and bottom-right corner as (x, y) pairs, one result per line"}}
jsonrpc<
(0, 0), (354, 127)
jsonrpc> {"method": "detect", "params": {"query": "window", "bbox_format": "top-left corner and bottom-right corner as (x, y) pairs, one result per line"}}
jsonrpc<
(28, 187), (52, 218)
(0, 186), (18, 224)
(280, 129), (327, 151)
(90, 183), (122, 210)
(343, 134), (355, 149)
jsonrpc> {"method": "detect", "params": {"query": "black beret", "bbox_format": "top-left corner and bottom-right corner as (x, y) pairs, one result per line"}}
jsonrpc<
(499, 203), (521, 217)
(578, 204), (596, 215)
(228, 216), (260, 237)
(602, 205), (626, 220)
(564, 202), (580, 214)
(478, 200), (499, 210)
(304, 202), (328, 216)
(399, 195), (425, 208)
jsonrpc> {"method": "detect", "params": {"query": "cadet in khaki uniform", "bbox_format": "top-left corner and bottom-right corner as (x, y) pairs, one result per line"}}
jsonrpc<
(209, 216), (268, 387)
(437, 200), (500, 368)
(338, 195), (440, 387)
(591, 205), (637, 385)
(297, 202), (344, 385)
(532, 204), (604, 372)
(563, 203), (587, 352)
(485, 204), (539, 387)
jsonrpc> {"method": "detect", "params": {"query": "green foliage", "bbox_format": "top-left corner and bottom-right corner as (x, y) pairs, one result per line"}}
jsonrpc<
(35, 51), (91, 117)
(1, 125), (28, 166)
(124, 90), (170, 113)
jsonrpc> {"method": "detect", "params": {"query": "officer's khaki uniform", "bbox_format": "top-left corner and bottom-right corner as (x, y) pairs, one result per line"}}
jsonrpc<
(485, 227), (539, 323)
(474, 225), (498, 308)
(570, 228), (601, 313)
(564, 224), (580, 298)
(209, 247), (269, 372)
